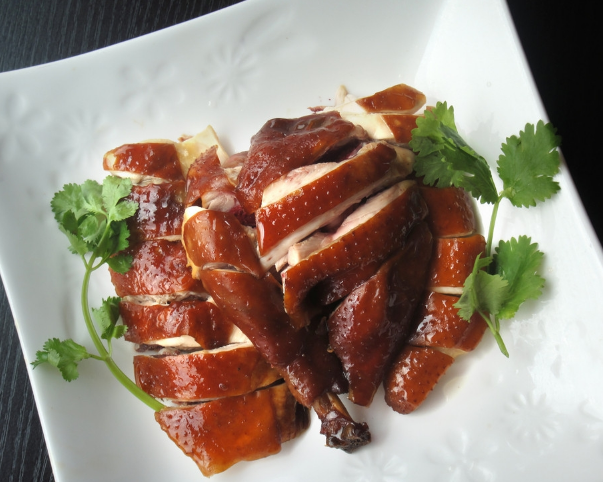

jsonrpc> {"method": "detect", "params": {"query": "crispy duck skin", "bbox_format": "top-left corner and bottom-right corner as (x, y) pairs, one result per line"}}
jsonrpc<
(182, 207), (264, 278)
(185, 145), (240, 212)
(119, 299), (242, 349)
(256, 142), (402, 258)
(126, 181), (185, 243)
(109, 239), (205, 298)
(235, 111), (366, 213)
(407, 291), (487, 354)
(427, 234), (486, 294)
(134, 342), (281, 402)
(103, 142), (184, 182)
(355, 83), (427, 114)
(327, 223), (433, 407)
(383, 345), (454, 415)
(281, 180), (428, 329)
(419, 184), (476, 237)
(155, 383), (308, 477)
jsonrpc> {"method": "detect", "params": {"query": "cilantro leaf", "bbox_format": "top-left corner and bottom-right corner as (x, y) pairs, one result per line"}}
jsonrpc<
(497, 121), (561, 207)
(455, 255), (509, 320)
(410, 102), (499, 204)
(102, 176), (138, 222)
(92, 297), (127, 341)
(32, 338), (92, 381)
(493, 236), (545, 319)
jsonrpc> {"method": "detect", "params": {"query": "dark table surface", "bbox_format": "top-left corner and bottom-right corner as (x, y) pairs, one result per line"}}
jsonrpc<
(0, 1), (600, 481)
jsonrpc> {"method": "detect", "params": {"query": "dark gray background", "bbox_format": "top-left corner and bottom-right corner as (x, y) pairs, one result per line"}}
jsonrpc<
(0, 1), (599, 480)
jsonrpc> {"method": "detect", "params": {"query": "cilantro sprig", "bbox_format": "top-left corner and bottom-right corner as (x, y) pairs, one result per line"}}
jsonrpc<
(410, 103), (561, 356)
(32, 176), (164, 411)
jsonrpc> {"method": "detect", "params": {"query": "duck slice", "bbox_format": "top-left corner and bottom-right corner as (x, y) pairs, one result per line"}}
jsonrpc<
(427, 234), (486, 295)
(155, 383), (308, 477)
(327, 222), (433, 407)
(182, 207), (264, 278)
(281, 180), (428, 329)
(185, 145), (239, 212)
(419, 184), (476, 238)
(134, 342), (281, 402)
(235, 111), (366, 213)
(125, 180), (185, 243)
(407, 291), (488, 355)
(109, 239), (205, 298)
(383, 345), (454, 414)
(256, 142), (414, 268)
(120, 299), (245, 349)
(103, 141), (184, 183)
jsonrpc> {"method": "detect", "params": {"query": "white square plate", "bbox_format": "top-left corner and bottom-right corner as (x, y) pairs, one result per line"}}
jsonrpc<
(1, 0), (602, 480)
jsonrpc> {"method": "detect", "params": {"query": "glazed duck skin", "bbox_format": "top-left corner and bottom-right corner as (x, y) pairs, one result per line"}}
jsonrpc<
(384, 345), (454, 415)
(104, 142), (184, 182)
(183, 207), (264, 278)
(109, 239), (205, 298)
(235, 111), (366, 213)
(134, 342), (281, 402)
(281, 180), (428, 328)
(419, 184), (476, 238)
(256, 142), (414, 268)
(126, 181), (185, 242)
(408, 291), (487, 354)
(185, 145), (239, 212)
(155, 384), (308, 477)
(120, 299), (244, 349)
(327, 222), (433, 406)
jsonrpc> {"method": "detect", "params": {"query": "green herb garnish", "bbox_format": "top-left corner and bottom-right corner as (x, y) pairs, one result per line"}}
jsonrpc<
(32, 176), (164, 411)
(410, 102), (561, 356)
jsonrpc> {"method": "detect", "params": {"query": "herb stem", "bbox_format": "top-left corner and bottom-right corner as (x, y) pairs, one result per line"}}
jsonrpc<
(479, 311), (508, 358)
(485, 195), (503, 257)
(81, 251), (165, 412)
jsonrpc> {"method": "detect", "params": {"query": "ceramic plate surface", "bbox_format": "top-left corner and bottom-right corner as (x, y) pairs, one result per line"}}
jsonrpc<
(1, 0), (603, 480)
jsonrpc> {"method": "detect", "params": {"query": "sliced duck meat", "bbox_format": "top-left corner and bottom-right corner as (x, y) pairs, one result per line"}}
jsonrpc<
(155, 383), (308, 477)
(407, 291), (488, 355)
(256, 142), (415, 268)
(427, 234), (486, 295)
(175, 125), (230, 174)
(235, 111), (367, 213)
(327, 222), (433, 407)
(313, 392), (371, 453)
(182, 207), (264, 278)
(134, 342), (281, 402)
(120, 299), (245, 349)
(419, 184), (476, 237)
(383, 345), (454, 415)
(185, 145), (240, 212)
(356, 83), (427, 113)
(281, 180), (428, 329)
(109, 239), (205, 298)
(103, 141), (184, 183)
(200, 269), (350, 411)
(125, 180), (185, 242)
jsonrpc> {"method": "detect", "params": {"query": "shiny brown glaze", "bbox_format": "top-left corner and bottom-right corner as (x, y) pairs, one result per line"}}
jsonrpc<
(185, 145), (239, 209)
(255, 142), (396, 255)
(182, 209), (264, 278)
(120, 299), (236, 348)
(382, 114), (419, 143)
(126, 181), (185, 242)
(328, 223), (433, 406)
(408, 291), (487, 352)
(282, 182), (428, 328)
(134, 343), (280, 402)
(419, 185), (476, 237)
(427, 234), (486, 291)
(155, 388), (283, 477)
(235, 112), (366, 213)
(103, 142), (183, 181)
(109, 239), (204, 297)
(383, 345), (454, 414)
(356, 84), (426, 114)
